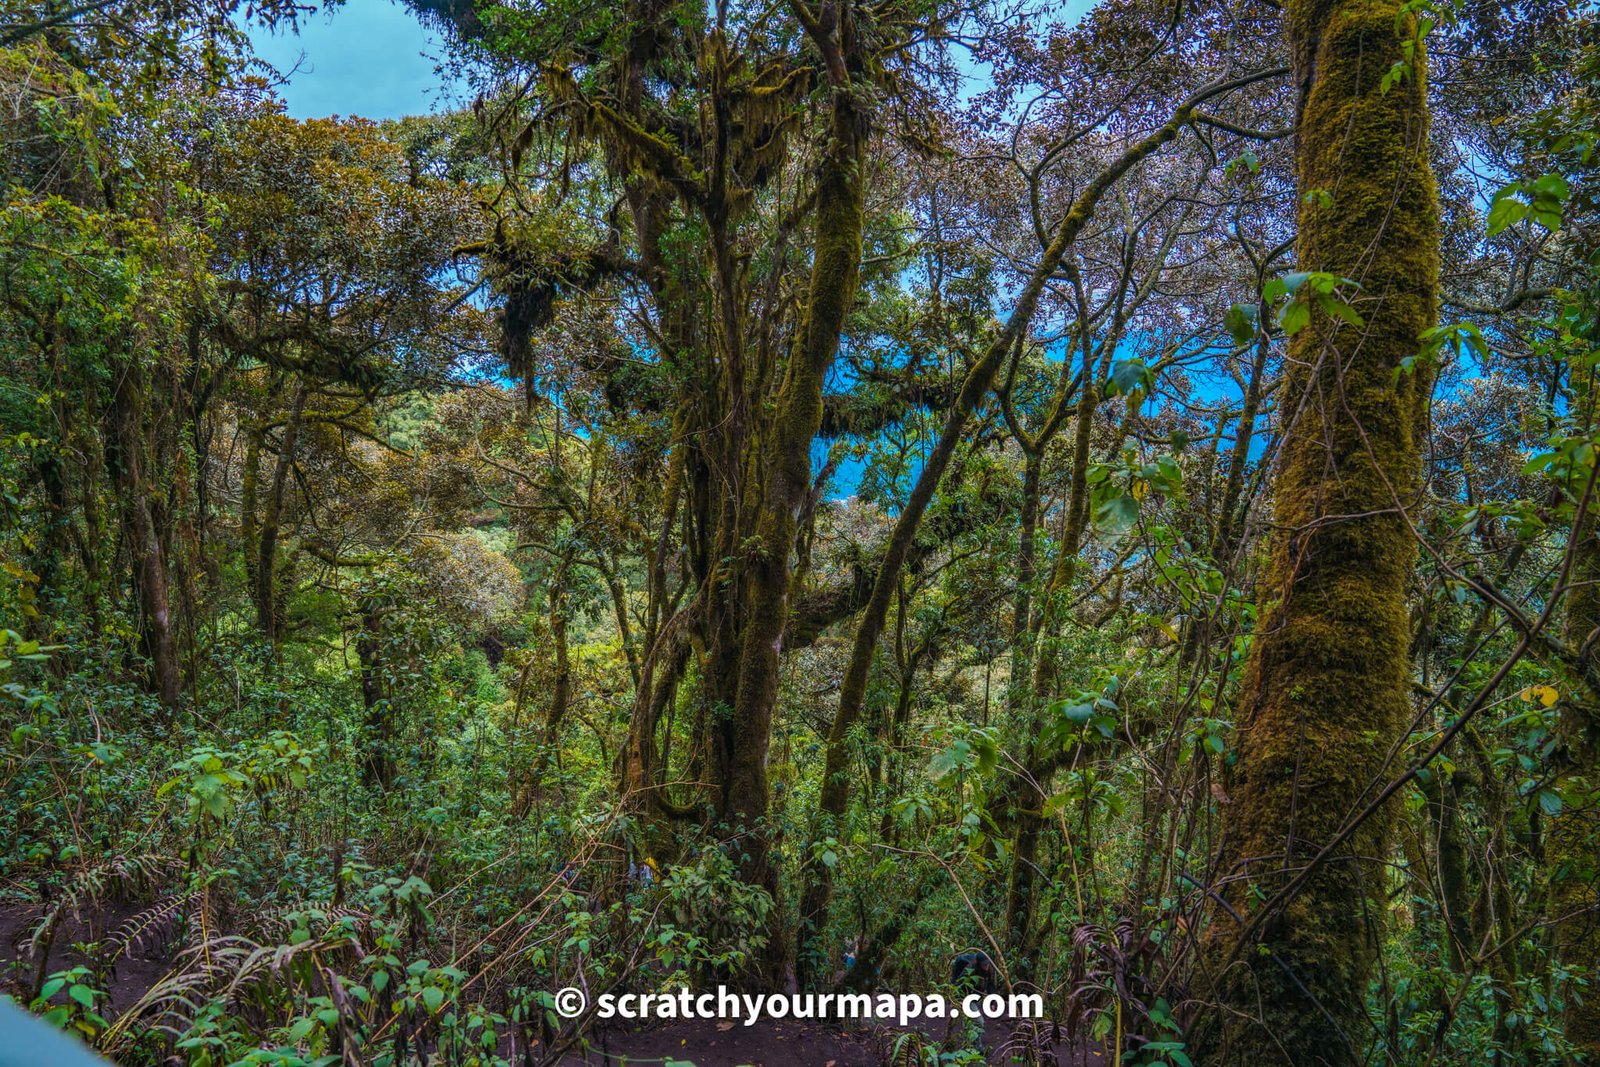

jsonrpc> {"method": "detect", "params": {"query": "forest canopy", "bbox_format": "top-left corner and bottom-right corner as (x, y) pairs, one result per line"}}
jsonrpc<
(0, 0), (1598, 1065)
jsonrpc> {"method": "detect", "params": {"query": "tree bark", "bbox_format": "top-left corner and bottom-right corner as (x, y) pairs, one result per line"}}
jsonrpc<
(357, 603), (393, 789)
(255, 385), (307, 644)
(540, 554), (574, 762)
(1550, 366), (1600, 1057)
(107, 361), (182, 708)
(722, 53), (869, 906)
(1194, 1), (1440, 1059)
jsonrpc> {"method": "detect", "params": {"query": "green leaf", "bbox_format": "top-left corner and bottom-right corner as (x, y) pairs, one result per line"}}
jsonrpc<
(1523, 452), (1559, 475)
(1107, 358), (1151, 398)
(970, 732), (999, 776)
(1279, 299), (1311, 336)
(1320, 294), (1364, 328)
(1487, 192), (1527, 237)
(1094, 493), (1139, 536)
(422, 986), (445, 1013)
(1380, 60), (1410, 95)
(927, 739), (972, 781)
(1279, 271), (1312, 294)
(1053, 700), (1095, 725)
(1532, 173), (1571, 200)
(1223, 303), (1257, 345)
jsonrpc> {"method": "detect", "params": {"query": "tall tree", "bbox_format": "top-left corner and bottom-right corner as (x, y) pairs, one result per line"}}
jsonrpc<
(1195, 0), (1441, 1060)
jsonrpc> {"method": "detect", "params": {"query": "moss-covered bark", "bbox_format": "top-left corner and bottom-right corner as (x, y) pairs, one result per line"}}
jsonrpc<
(357, 603), (392, 789)
(1547, 775), (1600, 1056)
(723, 47), (869, 903)
(255, 384), (306, 646)
(107, 358), (182, 708)
(1421, 765), (1473, 970)
(540, 553), (574, 759)
(1194, 0), (1439, 1060)
(1551, 367), (1600, 1057)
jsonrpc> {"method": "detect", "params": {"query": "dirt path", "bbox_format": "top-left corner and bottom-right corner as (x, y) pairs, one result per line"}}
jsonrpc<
(0, 900), (173, 1015)
(552, 1018), (1109, 1066)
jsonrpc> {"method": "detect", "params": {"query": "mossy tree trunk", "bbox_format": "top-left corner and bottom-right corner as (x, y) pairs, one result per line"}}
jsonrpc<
(1195, 0), (1440, 1060)
(255, 383), (306, 647)
(1550, 364), (1600, 1057)
(357, 602), (393, 790)
(107, 358), (182, 709)
(716, 8), (870, 929)
(538, 550), (575, 770)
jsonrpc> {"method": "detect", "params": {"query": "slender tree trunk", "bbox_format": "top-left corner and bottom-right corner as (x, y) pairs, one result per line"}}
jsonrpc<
(1212, 305), (1272, 565)
(1550, 367), (1600, 1057)
(1009, 450), (1044, 696)
(108, 361), (182, 708)
(241, 422), (261, 601)
(1421, 767), (1473, 970)
(1194, 0), (1439, 1059)
(618, 412), (686, 811)
(541, 555), (574, 761)
(1004, 367), (1100, 980)
(77, 416), (104, 635)
(723, 74), (868, 923)
(256, 385), (306, 644)
(357, 604), (393, 790)
(796, 107), (1197, 983)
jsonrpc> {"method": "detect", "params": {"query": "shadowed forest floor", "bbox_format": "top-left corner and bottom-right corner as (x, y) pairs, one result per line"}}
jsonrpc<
(1, 902), (1102, 1066)
(553, 1019), (1105, 1066)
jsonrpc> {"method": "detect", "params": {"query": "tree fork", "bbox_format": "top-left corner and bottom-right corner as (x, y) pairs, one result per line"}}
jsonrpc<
(797, 99), (1205, 986)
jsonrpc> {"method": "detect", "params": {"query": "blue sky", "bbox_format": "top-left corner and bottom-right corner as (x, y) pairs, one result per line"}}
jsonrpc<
(249, 0), (463, 120)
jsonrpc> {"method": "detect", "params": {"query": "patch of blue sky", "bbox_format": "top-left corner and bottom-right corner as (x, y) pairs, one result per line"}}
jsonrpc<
(248, 0), (465, 120)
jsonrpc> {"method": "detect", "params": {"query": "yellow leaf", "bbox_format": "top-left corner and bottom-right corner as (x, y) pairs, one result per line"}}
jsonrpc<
(1520, 684), (1558, 707)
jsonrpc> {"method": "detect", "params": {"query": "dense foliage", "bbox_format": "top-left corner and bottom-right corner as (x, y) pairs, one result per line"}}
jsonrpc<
(0, 0), (1597, 1064)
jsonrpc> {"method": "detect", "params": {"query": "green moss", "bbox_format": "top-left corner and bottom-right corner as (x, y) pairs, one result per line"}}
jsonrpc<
(1194, 0), (1439, 1061)
(1553, 369), (1600, 1056)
